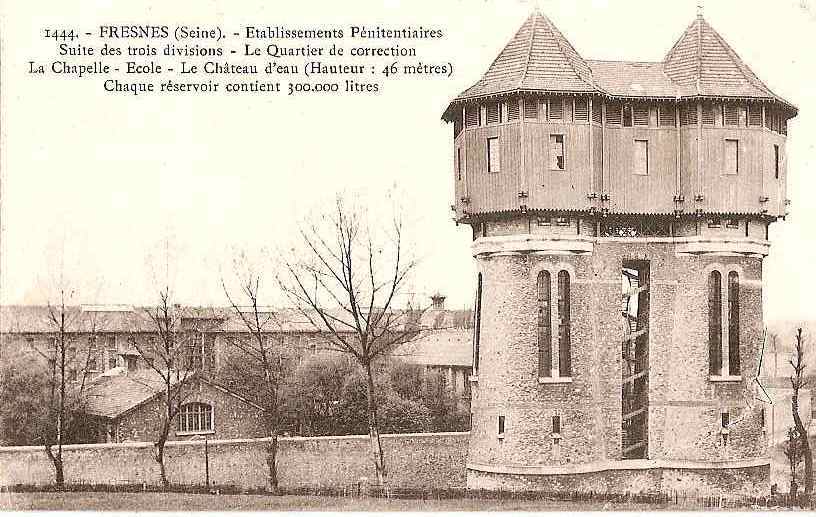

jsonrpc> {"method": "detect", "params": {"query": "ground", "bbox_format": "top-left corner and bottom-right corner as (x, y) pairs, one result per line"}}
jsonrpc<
(0, 491), (679, 512)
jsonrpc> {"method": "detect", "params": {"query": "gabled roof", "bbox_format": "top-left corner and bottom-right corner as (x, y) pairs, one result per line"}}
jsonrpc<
(445, 10), (796, 118)
(395, 328), (472, 367)
(663, 14), (780, 100)
(453, 10), (595, 102)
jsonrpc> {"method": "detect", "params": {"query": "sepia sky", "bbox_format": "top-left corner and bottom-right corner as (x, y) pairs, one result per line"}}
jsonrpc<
(1, 0), (815, 322)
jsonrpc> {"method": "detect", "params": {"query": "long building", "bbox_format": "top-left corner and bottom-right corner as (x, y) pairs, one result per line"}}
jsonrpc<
(444, 9), (796, 495)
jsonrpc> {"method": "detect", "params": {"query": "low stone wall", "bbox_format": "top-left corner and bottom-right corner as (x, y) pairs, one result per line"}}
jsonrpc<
(0, 432), (469, 490)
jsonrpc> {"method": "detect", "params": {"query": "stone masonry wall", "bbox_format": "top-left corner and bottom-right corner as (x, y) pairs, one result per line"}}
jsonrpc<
(0, 432), (468, 490)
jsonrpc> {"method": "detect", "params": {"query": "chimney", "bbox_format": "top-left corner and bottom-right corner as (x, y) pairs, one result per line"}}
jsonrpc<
(430, 293), (446, 310)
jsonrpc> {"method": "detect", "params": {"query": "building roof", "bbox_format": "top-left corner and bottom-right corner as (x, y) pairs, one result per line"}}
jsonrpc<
(396, 328), (472, 367)
(445, 10), (795, 118)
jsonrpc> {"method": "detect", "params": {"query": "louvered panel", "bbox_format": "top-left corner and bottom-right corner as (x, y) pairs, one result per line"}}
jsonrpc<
(764, 108), (773, 129)
(633, 103), (649, 126)
(748, 104), (762, 126)
(607, 102), (622, 125)
(723, 104), (740, 126)
(702, 103), (716, 125)
(524, 98), (539, 120)
(658, 104), (676, 127)
(564, 98), (573, 122)
(680, 104), (698, 126)
(507, 98), (520, 121)
(486, 102), (500, 124)
(549, 98), (564, 121)
(465, 105), (479, 127)
(574, 98), (589, 121)
(454, 115), (463, 138)
(592, 100), (602, 123)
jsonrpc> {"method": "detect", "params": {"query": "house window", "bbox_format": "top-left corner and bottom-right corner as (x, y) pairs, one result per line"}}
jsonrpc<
(498, 415), (505, 436)
(724, 139), (739, 175)
(186, 336), (204, 370)
(487, 137), (500, 173)
(507, 99), (520, 121)
(486, 102), (500, 124)
(473, 273), (483, 375)
(659, 104), (676, 127)
(557, 271), (572, 377)
(774, 145), (780, 179)
(606, 102), (622, 125)
(574, 98), (589, 121)
(726, 218), (740, 229)
(537, 271), (552, 378)
(87, 337), (99, 372)
(634, 139), (649, 175)
(550, 134), (565, 170)
(464, 369), (472, 398)
(537, 216), (552, 226)
(105, 336), (117, 370)
(178, 402), (213, 433)
(702, 102), (715, 125)
(456, 147), (462, 181)
(707, 217), (722, 228)
(523, 98), (538, 119)
(465, 105), (479, 127)
(555, 216), (570, 226)
(708, 271), (723, 376)
(552, 415), (561, 434)
(727, 272), (740, 375)
(633, 104), (649, 126)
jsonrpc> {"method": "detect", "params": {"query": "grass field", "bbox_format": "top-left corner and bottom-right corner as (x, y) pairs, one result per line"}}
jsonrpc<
(0, 491), (672, 512)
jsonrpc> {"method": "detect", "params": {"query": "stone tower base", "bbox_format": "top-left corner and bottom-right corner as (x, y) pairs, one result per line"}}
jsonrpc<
(467, 461), (770, 497)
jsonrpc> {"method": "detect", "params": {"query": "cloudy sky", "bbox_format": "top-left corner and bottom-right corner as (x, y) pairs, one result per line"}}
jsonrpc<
(1, 0), (815, 322)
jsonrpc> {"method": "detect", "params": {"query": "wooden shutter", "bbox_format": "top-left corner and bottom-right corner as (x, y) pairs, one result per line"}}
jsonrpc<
(607, 102), (622, 125)
(523, 98), (538, 119)
(592, 100), (602, 123)
(574, 98), (589, 121)
(724, 139), (739, 174)
(465, 105), (479, 127)
(723, 104), (740, 126)
(634, 140), (649, 175)
(680, 104), (698, 126)
(507, 99), (520, 121)
(659, 104), (676, 127)
(702, 103), (715, 125)
(748, 104), (762, 126)
(486, 102), (500, 124)
(633, 103), (649, 126)
(549, 98), (563, 120)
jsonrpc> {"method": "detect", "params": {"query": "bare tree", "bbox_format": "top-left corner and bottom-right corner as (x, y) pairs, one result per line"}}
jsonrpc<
(280, 196), (424, 485)
(31, 289), (102, 487)
(132, 286), (196, 488)
(790, 327), (812, 496)
(221, 253), (287, 492)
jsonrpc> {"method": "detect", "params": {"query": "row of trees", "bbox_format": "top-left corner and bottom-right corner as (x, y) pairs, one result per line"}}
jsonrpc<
(1, 196), (464, 491)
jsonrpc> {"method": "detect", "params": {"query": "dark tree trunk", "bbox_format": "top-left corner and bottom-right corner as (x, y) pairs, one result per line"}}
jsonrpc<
(155, 438), (168, 488)
(364, 361), (386, 486)
(792, 391), (813, 495)
(44, 443), (65, 488)
(266, 434), (279, 493)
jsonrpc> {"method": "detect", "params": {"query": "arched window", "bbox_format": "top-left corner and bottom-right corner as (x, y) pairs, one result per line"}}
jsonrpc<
(178, 402), (213, 433)
(557, 271), (572, 377)
(537, 271), (552, 377)
(727, 271), (741, 375)
(708, 271), (722, 375)
(473, 273), (483, 375)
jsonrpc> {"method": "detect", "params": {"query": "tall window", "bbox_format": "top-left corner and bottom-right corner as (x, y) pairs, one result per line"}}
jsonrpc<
(727, 272), (741, 375)
(457, 147), (462, 180)
(550, 134), (565, 170)
(87, 336), (99, 372)
(634, 139), (649, 175)
(557, 271), (572, 377)
(105, 336), (117, 370)
(473, 273), (483, 375)
(724, 139), (739, 175)
(487, 137), (500, 173)
(774, 145), (780, 179)
(178, 402), (213, 433)
(537, 271), (552, 378)
(708, 271), (723, 375)
(186, 335), (204, 370)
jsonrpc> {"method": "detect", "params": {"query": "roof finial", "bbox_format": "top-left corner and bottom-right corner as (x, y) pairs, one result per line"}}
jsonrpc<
(697, 1), (704, 19)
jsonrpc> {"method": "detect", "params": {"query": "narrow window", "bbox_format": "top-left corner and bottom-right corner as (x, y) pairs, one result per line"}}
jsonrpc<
(549, 98), (563, 120)
(523, 98), (538, 119)
(708, 271), (722, 376)
(702, 103), (715, 125)
(456, 147), (462, 181)
(659, 104), (676, 127)
(557, 271), (572, 377)
(622, 105), (633, 127)
(550, 134), (565, 170)
(473, 273), (483, 375)
(106, 336), (117, 370)
(606, 102), (622, 125)
(552, 415), (561, 434)
(592, 100), (603, 123)
(537, 271), (552, 378)
(487, 137), (500, 173)
(634, 139), (649, 175)
(723, 104), (740, 126)
(486, 102), (500, 124)
(748, 104), (762, 126)
(498, 415), (505, 435)
(774, 145), (780, 179)
(465, 105), (479, 127)
(507, 99), (520, 121)
(574, 98), (589, 121)
(724, 139), (739, 175)
(633, 104), (649, 126)
(727, 272), (740, 375)
(87, 336), (98, 372)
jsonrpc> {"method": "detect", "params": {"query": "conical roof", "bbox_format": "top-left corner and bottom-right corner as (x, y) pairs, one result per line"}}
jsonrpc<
(445, 11), (795, 119)
(452, 10), (595, 102)
(663, 14), (779, 99)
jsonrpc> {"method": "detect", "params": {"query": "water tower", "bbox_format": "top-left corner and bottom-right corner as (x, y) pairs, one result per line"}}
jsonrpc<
(443, 9), (795, 495)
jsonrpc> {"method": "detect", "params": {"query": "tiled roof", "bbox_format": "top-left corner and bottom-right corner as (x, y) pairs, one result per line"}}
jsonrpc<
(446, 11), (795, 117)
(396, 328), (472, 367)
(454, 10), (595, 102)
(81, 369), (193, 419)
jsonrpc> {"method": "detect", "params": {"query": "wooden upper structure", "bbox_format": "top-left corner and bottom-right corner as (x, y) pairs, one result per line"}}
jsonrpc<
(445, 10), (796, 222)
